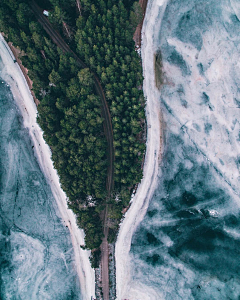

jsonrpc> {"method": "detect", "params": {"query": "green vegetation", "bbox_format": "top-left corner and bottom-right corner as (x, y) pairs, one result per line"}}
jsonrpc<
(0, 0), (146, 266)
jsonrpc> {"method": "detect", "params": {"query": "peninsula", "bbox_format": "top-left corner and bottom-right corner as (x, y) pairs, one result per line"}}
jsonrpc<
(0, 0), (146, 298)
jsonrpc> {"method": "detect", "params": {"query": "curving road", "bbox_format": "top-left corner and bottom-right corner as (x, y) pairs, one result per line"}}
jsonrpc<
(31, 1), (114, 195)
(31, 2), (113, 299)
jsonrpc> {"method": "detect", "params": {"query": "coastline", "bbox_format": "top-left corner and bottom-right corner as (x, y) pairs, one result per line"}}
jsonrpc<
(133, 0), (149, 48)
(115, 0), (168, 299)
(0, 34), (95, 300)
(8, 42), (40, 106)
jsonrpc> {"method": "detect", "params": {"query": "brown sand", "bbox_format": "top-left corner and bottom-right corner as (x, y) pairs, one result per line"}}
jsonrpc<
(133, 0), (149, 48)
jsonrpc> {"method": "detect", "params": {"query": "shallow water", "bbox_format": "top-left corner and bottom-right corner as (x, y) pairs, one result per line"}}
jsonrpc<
(0, 65), (82, 299)
(128, 0), (240, 298)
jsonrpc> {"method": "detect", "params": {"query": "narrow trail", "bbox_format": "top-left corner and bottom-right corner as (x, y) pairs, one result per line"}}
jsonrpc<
(30, 0), (114, 194)
(100, 207), (109, 300)
(30, 2), (113, 299)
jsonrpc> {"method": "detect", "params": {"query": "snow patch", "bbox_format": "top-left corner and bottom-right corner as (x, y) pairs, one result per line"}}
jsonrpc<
(115, 0), (169, 299)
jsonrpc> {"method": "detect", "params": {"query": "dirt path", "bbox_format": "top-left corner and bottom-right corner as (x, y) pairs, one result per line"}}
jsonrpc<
(31, 0), (114, 195)
(30, 1), (150, 299)
(30, 2), (114, 299)
(100, 207), (109, 300)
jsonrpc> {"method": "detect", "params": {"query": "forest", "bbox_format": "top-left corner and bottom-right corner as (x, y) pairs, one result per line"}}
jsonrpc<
(0, 0), (146, 266)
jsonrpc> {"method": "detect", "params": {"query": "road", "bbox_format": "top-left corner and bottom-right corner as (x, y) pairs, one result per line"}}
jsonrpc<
(31, 2), (113, 299)
(31, 1), (114, 194)
(100, 206), (109, 300)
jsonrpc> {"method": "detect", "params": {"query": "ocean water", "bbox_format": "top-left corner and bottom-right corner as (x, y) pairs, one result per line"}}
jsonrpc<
(128, 0), (240, 299)
(0, 61), (82, 299)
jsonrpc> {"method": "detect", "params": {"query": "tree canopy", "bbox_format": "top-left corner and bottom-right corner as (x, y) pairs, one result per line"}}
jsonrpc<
(0, 0), (146, 265)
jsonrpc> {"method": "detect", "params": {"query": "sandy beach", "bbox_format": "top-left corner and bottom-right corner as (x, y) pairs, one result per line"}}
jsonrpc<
(0, 34), (95, 300)
(115, 0), (168, 299)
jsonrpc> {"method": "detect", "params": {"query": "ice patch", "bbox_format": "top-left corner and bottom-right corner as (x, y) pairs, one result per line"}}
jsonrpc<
(0, 34), (95, 300)
(115, 0), (169, 299)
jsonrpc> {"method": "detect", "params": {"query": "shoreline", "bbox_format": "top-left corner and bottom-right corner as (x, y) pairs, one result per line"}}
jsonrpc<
(0, 34), (95, 300)
(115, 0), (168, 299)
(133, 0), (149, 49)
(8, 42), (40, 106)
(0, 32), (40, 106)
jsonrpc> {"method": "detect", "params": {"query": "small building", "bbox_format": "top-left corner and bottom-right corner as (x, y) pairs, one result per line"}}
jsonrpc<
(43, 10), (49, 17)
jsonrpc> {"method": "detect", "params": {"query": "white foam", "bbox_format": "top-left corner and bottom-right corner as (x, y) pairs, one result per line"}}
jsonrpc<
(0, 34), (95, 300)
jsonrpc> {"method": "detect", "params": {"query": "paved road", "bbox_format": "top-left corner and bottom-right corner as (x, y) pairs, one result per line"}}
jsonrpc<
(31, 2), (113, 299)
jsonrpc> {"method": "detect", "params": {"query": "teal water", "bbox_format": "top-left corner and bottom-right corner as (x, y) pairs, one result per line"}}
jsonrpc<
(0, 62), (81, 299)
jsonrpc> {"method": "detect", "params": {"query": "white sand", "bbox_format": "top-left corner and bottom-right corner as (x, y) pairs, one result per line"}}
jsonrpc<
(0, 34), (95, 300)
(115, 0), (169, 299)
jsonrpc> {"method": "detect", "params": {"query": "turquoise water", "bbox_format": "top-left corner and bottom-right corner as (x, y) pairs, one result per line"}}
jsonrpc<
(0, 63), (81, 299)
